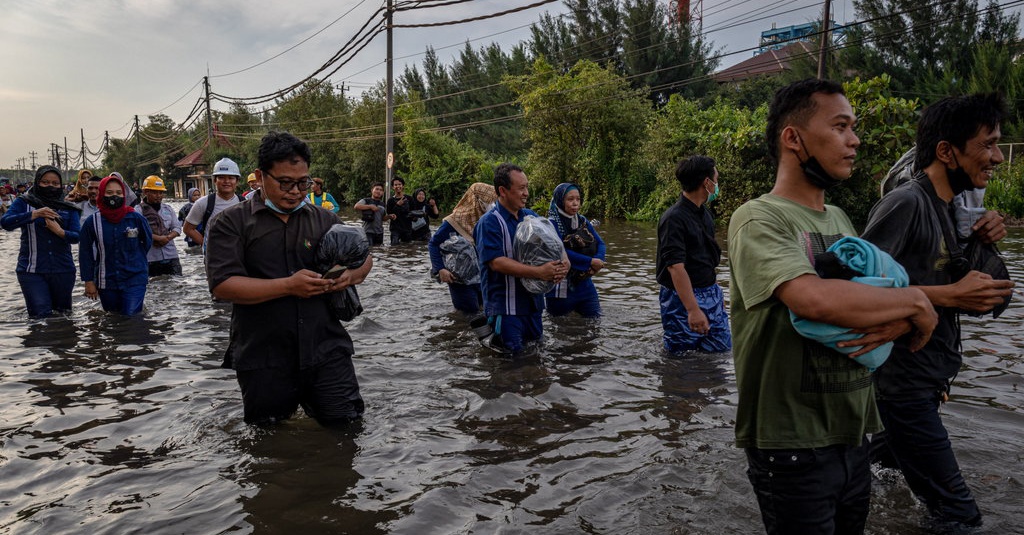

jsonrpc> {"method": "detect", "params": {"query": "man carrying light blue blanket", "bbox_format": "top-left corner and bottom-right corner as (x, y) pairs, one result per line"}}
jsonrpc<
(790, 236), (909, 371)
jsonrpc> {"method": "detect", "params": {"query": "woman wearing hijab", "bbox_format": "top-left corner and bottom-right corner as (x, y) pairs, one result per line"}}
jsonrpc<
(178, 187), (201, 247)
(545, 183), (606, 317)
(66, 169), (92, 202)
(79, 174), (153, 316)
(1, 166), (82, 318)
(409, 188), (439, 241)
(428, 182), (497, 314)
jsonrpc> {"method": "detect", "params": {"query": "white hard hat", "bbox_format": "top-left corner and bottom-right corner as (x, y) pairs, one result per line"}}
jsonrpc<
(212, 157), (241, 178)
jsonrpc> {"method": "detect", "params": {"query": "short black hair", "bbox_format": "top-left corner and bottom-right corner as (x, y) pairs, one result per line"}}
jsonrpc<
(675, 155), (716, 192)
(87, 174), (103, 183)
(391, 175), (405, 186)
(494, 162), (524, 195)
(766, 78), (845, 166)
(257, 131), (311, 172)
(371, 181), (384, 190)
(915, 93), (1006, 170)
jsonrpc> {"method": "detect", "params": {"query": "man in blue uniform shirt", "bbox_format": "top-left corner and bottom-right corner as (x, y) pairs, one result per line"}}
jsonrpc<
(474, 163), (567, 355)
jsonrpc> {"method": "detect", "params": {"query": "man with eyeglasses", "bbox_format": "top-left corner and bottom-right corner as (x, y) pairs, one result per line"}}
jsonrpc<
(183, 157), (243, 248)
(205, 131), (371, 427)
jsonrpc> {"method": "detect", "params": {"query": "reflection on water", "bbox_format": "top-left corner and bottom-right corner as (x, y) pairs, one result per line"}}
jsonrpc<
(0, 211), (1021, 534)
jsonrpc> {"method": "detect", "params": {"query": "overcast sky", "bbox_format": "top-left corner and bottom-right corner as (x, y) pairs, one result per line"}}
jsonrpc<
(0, 0), (861, 174)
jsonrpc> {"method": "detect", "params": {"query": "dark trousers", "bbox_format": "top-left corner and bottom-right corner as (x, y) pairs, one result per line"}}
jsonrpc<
(97, 284), (147, 316)
(492, 313), (543, 354)
(873, 395), (982, 527)
(545, 278), (602, 318)
(366, 233), (383, 246)
(746, 437), (871, 535)
(148, 258), (182, 277)
(236, 356), (364, 427)
(448, 283), (482, 315)
(17, 271), (75, 318)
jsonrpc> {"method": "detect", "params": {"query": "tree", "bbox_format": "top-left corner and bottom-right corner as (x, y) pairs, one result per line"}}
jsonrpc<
(508, 58), (653, 217)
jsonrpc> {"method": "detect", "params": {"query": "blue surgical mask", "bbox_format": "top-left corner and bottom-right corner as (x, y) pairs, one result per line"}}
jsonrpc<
(264, 197), (306, 214)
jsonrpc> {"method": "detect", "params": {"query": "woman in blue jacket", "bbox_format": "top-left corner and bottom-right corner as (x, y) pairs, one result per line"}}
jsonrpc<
(427, 182), (496, 314)
(1, 166), (82, 318)
(545, 183), (606, 317)
(80, 174), (152, 316)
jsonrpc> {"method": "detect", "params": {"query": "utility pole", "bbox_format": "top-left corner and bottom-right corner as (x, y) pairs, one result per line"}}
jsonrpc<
(29, 151), (38, 169)
(81, 129), (87, 170)
(204, 75), (213, 148)
(134, 115), (141, 171)
(64, 136), (69, 175)
(385, 0), (394, 200)
(816, 0), (832, 79)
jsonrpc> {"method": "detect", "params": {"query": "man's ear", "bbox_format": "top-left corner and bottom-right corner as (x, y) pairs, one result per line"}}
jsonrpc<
(935, 140), (957, 168)
(780, 125), (802, 154)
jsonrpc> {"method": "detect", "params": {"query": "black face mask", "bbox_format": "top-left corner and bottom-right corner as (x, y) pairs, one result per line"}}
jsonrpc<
(103, 195), (125, 209)
(36, 186), (63, 199)
(947, 152), (975, 194)
(796, 136), (843, 190)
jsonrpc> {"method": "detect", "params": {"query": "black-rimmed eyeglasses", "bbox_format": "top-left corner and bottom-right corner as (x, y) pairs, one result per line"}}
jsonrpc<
(265, 171), (313, 192)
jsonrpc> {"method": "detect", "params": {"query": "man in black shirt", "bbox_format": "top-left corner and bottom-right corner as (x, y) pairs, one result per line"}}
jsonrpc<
(386, 175), (413, 245)
(656, 155), (732, 354)
(862, 93), (1014, 529)
(206, 131), (372, 427)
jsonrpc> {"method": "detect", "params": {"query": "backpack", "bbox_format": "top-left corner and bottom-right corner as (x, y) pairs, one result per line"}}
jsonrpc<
(197, 192), (244, 235)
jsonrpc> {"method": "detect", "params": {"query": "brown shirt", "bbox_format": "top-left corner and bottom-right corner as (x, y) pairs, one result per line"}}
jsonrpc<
(206, 192), (353, 371)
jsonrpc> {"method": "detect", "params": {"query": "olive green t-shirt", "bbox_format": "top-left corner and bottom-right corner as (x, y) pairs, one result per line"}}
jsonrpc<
(728, 194), (881, 449)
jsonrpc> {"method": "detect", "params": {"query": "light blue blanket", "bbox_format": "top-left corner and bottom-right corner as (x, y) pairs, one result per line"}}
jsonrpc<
(790, 236), (909, 371)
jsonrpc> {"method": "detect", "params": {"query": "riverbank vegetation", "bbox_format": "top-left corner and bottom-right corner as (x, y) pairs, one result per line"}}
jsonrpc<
(99, 0), (1024, 228)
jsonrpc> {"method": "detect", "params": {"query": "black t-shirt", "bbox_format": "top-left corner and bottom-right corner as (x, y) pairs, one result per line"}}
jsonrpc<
(656, 196), (721, 289)
(387, 194), (412, 237)
(861, 177), (961, 398)
(206, 194), (354, 371)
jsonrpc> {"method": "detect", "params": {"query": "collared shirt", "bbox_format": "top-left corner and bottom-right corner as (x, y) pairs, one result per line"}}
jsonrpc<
(205, 192), (354, 371)
(144, 204), (181, 262)
(474, 202), (543, 317)
(1, 197), (81, 273)
(656, 195), (721, 290)
(76, 200), (99, 225)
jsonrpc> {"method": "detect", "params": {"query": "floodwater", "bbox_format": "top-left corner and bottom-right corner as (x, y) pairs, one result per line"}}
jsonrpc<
(0, 207), (1021, 535)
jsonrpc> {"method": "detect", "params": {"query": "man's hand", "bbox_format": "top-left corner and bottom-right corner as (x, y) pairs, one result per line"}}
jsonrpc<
(289, 269), (335, 298)
(535, 260), (569, 283)
(906, 290), (939, 353)
(438, 268), (457, 284)
(84, 281), (98, 300)
(837, 319), (913, 357)
(950, 270), (1014, 313)
(687, 307), (710, 335)
(972, 210), (1007, 244)
(152, 235), (171, 247)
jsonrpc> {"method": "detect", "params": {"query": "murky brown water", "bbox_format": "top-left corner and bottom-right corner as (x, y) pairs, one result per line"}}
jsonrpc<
(0, 208), (1021, 534)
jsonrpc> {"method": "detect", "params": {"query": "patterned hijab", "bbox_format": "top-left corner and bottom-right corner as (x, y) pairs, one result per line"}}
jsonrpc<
(444, 182), (497, 241)
(548, 182), (587, 238)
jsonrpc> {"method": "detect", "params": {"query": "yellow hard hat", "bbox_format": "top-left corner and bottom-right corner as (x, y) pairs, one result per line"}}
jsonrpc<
(247, 173), (257, 183)
(142, 175), (166, 191)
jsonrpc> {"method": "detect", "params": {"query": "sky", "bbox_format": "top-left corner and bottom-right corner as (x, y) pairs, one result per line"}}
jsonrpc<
(0, 0), (860, 175)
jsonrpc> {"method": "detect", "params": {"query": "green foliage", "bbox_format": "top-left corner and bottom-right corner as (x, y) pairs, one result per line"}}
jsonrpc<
(838, 75), (919, 227)
(508, 58), (654, 218)
(639, 94), (772, 224)
(395, 95), (489, 210)
(986, 158), (1024, 217)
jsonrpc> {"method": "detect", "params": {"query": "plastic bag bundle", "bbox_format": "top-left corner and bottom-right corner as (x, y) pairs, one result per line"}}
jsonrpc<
(316, 224), (370, 322)
(317, 224), (370, 272)
(513, 215), (567, 294)
(440, 234), (480, 285)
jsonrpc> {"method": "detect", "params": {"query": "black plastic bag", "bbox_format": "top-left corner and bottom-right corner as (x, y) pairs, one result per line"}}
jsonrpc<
(440, 234), (480, 285)
(317, 224), (370, 321)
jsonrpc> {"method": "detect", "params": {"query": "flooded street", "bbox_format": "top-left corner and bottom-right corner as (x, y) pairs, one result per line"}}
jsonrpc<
(0, 207), (1021, 534)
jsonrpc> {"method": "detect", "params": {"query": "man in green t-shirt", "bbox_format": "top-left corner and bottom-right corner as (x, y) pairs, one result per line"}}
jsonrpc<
(728, 78), (938, 534)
